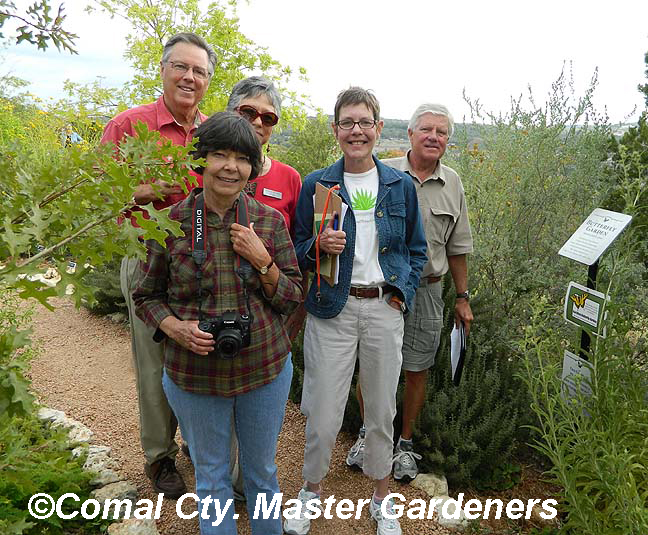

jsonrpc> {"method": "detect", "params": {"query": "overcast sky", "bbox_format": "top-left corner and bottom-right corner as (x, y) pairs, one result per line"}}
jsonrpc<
(3, 0), (647, 123)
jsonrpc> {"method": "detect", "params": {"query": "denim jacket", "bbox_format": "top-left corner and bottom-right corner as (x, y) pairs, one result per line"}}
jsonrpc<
(294, 156), (427, 319)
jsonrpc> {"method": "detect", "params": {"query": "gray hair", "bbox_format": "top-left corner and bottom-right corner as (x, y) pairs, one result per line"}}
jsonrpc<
(161, 32), (217, 76)
(226, 76), (282, 118)
(408, 103), (454, 138)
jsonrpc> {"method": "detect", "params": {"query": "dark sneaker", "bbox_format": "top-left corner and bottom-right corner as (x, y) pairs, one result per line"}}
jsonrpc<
(392, 441), (422, 482)
(145, 457), (186, 499)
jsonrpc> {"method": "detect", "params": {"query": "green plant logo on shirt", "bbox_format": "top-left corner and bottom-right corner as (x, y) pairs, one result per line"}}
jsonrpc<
(351, 189), (377, 211)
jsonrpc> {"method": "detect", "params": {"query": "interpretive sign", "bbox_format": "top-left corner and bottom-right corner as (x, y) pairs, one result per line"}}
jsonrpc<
(558, 208), (632, 266)
(561, 350), (592, 400)
(564, 282), (608, 338)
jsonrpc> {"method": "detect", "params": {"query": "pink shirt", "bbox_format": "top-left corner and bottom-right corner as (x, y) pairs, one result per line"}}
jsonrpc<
(244, 159), (301, 235)
(101, 96), (206, 219)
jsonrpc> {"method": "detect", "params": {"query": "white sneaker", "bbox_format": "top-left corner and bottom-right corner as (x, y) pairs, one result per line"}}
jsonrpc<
(369, 497), (402, 535)
(283, 487), (322, 535)
(345, 426), (365, 470)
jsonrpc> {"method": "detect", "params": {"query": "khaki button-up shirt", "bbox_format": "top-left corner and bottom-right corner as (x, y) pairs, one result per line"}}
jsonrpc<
(382, 153), (473, 278)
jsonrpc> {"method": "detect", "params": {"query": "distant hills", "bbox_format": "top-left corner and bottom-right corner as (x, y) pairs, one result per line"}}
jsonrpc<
(272, 116), (638, 152)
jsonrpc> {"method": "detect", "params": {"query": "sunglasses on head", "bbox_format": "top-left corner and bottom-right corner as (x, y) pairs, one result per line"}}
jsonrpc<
(236, 105), (279, 127)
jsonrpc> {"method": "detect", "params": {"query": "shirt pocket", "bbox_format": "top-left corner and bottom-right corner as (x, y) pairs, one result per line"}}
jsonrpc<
(167, 239), (200, 301)
(427, 207), (456, 245)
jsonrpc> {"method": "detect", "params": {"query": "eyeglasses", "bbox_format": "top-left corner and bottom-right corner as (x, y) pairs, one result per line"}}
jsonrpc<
(166, 61), (210, 80)
(236, 105), (279, 127)
(335, 119), (376, 130)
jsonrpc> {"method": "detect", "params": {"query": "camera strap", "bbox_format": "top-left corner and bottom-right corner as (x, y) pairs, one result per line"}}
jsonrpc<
(191, 189), (253, 322)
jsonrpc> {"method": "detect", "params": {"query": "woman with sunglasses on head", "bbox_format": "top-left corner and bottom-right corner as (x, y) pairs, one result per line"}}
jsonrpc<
(227, 76), (302, 237)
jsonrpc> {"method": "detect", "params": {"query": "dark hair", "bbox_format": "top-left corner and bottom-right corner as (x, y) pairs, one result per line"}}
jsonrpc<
(162, 32), (217, 76)
(333, 86), (380, 123)
(227, 76), (282, 117)
(192, 111), (263, 179)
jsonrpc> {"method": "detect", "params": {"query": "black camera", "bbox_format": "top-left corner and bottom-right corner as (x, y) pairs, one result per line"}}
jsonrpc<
(198, 311), (252, 358)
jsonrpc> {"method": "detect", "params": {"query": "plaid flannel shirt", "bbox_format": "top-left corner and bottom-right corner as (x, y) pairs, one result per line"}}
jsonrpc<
(133, 189), (302, 396)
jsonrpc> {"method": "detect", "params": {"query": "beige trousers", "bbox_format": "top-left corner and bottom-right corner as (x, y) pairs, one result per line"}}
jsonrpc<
(301, 293), (404, 482)
(121, 255), (178, 466)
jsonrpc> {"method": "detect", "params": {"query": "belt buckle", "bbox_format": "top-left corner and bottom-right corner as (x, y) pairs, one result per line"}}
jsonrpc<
(353, 286), (382, 299)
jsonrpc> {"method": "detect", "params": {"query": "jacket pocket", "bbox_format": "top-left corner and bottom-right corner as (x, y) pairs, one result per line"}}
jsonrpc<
(386, 201), (406, 237)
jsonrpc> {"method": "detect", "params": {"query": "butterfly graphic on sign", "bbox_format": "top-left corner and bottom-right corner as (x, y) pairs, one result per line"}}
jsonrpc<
(570, 292), (588, 308)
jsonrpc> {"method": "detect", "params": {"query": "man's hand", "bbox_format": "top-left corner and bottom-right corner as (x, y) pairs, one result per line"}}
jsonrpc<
(455, 299), (473, 336)
(284, 302), (307, 342)
(319, 212), (346, 255)
(133, 181), (183, 205)
(160, 316), (214, 356)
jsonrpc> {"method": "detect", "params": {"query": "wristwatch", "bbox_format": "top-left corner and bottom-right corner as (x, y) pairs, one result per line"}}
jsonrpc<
(258, 259), (274, 275)
(456, 290), (470, 300)
(389, 295), (406, 313)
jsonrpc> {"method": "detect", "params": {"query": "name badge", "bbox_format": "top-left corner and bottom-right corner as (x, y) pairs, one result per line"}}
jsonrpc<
(263, 188), (283, 200)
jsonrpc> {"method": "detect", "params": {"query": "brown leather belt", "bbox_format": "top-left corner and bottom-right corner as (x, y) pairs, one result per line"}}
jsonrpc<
(349, 286), (382, 298)
(420, 275), (442, 286)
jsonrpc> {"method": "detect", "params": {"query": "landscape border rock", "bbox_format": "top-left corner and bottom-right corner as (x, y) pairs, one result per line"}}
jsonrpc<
(37, 406), (159, 534)
(411, 473), (449, 498)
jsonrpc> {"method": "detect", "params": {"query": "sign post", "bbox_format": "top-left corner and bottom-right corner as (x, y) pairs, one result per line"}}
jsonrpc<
(559, 208), (631, 360)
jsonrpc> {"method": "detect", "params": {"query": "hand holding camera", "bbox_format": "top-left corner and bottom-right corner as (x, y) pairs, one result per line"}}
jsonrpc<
(159, 316), (215, 356)
(198, 311), (252, 359)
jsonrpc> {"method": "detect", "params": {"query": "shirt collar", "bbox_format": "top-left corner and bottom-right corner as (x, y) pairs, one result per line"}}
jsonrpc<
(405, 150), (445, 185)
(155, 95), (205, 130)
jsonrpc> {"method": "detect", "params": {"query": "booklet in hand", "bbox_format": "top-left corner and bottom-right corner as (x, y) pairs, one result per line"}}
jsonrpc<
(313, 182), (344, 286)
(450, 321), (466, 386)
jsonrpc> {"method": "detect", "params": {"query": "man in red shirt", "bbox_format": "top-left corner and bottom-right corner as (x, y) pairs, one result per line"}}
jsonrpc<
(101, 32), (216, 499)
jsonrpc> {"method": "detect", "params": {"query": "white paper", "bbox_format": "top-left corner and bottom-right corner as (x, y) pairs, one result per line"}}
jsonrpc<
(450, 323), (463, 378)
(333, 203), (349, 285)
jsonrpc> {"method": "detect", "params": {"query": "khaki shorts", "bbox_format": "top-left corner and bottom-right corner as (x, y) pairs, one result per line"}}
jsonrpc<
(402, 280), (444, 372)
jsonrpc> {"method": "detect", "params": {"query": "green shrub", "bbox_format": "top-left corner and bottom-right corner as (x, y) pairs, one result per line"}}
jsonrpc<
(412, 279), (533, 488)
(0, 411), (110, 535)
(520, 296), (648, 535)
(0, 289), (36, 417)
(272, 114), (341, 178)
(82, 260), (126, 316)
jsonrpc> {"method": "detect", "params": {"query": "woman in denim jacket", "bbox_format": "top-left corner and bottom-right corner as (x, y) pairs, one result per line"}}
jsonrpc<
(285, 87), (427, 535)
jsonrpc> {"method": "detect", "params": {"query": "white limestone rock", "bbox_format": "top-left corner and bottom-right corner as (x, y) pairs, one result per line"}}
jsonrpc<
(411, 472), (449, 497)
(107, 519), (160, 535)
(431, 495), (469, 531)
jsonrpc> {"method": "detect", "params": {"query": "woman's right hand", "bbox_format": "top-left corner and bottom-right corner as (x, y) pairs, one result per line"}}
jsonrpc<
(319, 213), (346, 255)
(159, 316), (214, 356)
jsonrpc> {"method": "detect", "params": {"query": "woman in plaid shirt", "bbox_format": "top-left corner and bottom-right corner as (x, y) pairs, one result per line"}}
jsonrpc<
(134, 111), (302, 535)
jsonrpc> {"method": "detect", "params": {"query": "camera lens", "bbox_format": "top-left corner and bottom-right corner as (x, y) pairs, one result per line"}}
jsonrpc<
(217, 329), (243, 358)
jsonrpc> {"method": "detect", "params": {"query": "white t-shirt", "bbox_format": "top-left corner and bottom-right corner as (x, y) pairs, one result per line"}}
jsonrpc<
(344, 168), (385, 286)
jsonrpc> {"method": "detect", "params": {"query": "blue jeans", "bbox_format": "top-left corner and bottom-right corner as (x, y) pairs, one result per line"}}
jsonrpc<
(163, 356), (293, 535)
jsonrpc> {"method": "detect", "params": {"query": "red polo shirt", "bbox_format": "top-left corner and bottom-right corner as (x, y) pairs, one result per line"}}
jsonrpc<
(101, 96), (205, 220)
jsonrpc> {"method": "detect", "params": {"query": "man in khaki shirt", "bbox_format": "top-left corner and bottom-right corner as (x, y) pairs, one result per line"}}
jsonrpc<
(347, 103), (473, 482)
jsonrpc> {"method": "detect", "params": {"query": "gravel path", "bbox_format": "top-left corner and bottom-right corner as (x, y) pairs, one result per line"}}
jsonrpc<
(28, 297), (450, 534)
